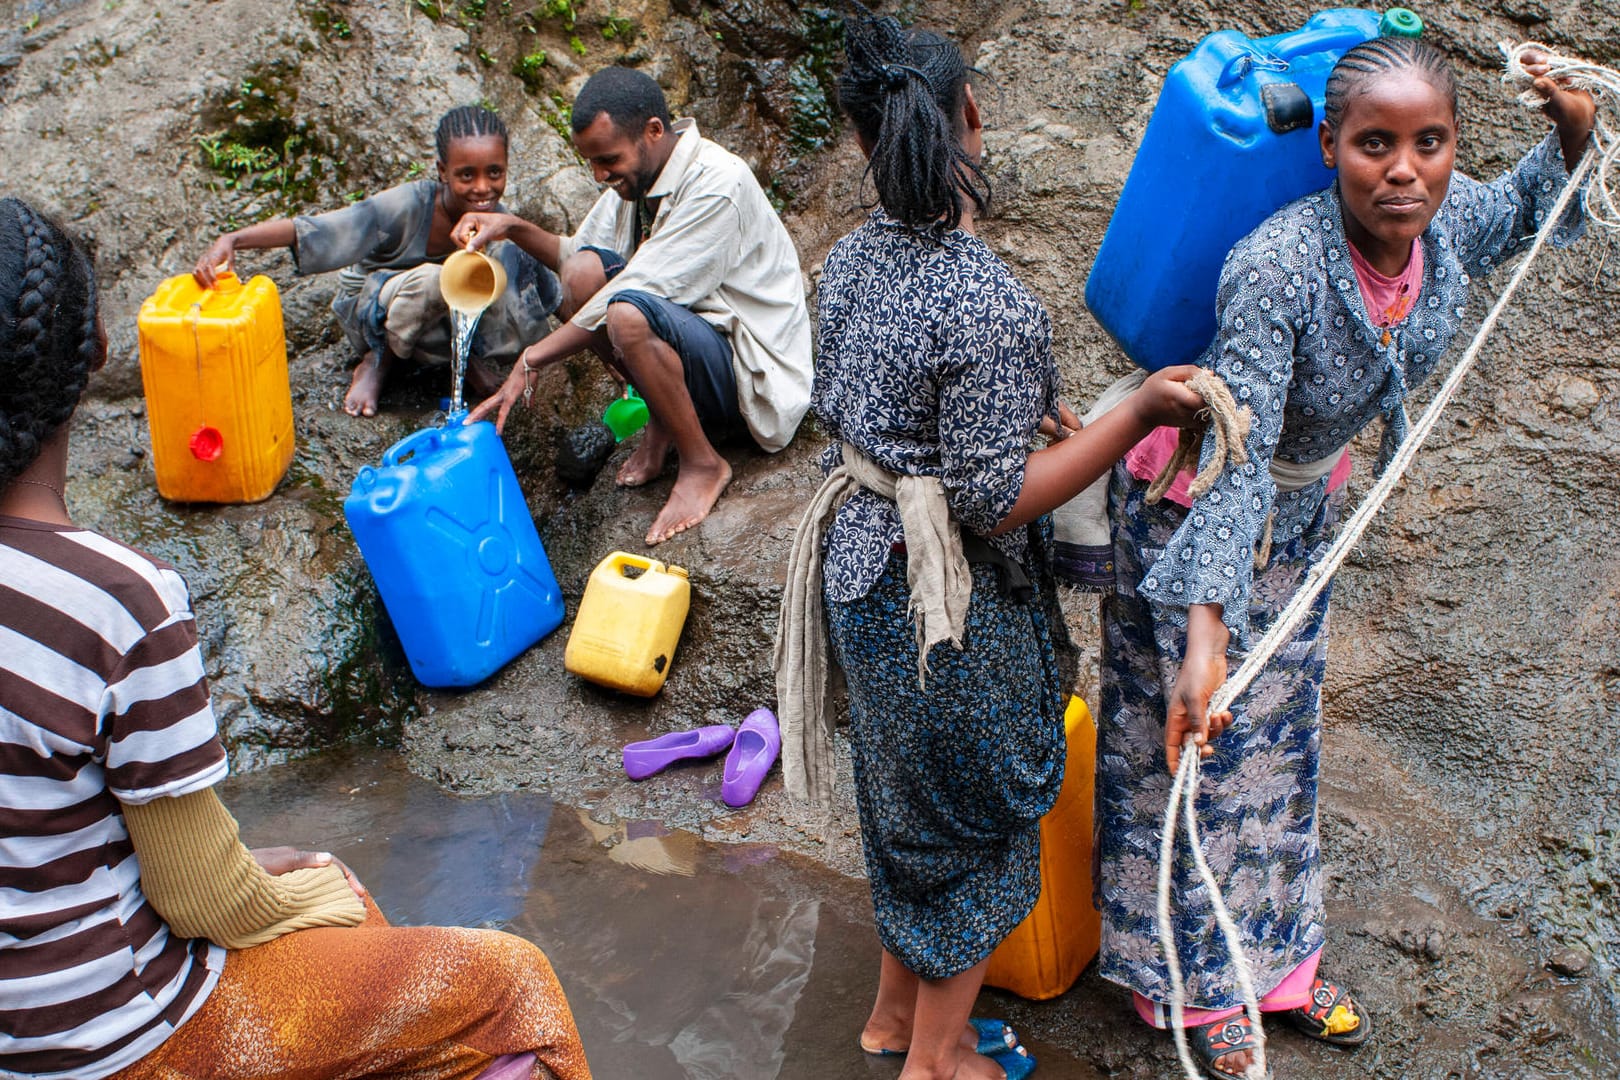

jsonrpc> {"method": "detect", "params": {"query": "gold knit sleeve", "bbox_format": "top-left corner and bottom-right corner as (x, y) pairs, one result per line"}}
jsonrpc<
(122, 788), (366, 949)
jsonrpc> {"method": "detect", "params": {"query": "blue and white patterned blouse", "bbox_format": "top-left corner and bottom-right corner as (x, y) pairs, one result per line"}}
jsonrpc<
(1142, 133), (1585, 646)
(814, 211), (1059, 602)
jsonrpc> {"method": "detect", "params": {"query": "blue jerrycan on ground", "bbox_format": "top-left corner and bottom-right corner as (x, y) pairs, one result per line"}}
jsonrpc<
(1085, 8), (1384, 371)
(344, 415), (565, 687)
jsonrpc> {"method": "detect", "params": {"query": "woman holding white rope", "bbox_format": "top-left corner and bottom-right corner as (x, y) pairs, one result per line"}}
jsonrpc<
(1092, 35), (1594, 1080)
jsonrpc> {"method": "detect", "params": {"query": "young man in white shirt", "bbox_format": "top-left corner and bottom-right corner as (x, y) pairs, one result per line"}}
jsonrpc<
(461, 67), (813, 545)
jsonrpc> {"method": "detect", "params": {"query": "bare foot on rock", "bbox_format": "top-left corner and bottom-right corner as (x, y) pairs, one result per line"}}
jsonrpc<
(616, 424), (673, 487)
(645, 457), (731, 546)
(344, 350), (393, 417)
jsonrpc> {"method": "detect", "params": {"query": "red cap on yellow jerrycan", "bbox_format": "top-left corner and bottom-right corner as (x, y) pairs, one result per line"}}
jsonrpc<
(565, 551), (691, 697)
(136, 271), (294, 503)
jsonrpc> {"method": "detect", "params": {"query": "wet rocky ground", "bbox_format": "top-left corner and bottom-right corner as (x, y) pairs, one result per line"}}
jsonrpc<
(4, 0), (1619, 1075)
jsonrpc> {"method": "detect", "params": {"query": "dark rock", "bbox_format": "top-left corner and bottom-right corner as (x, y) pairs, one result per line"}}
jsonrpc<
(555, 421), (617, 489)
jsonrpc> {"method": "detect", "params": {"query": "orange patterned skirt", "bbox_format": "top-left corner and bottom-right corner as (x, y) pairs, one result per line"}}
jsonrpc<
(112, 898), (591, 1080)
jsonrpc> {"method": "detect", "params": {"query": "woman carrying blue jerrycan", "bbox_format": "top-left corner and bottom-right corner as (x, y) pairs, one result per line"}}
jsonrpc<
(1091, 33), (1595, 1080)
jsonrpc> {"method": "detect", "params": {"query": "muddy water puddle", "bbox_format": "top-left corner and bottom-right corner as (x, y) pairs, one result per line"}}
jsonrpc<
(223, 749), (1102, 1080)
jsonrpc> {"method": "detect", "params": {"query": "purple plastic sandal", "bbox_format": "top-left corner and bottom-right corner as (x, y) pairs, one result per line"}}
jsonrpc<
(721, 707), (781, 808)
(622, 724), (736, 780)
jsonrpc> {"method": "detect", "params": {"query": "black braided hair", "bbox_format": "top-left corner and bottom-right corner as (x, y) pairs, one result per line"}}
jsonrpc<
(836, 13), (990, 237)
(570, 67), (672, 137)
(0, 197), (100, 489)
(434, 105), (509, 162)
(1323, 35), (1458, 131)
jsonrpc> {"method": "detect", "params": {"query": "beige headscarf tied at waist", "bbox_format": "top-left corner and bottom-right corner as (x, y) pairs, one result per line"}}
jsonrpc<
(773, 443), (971, 804)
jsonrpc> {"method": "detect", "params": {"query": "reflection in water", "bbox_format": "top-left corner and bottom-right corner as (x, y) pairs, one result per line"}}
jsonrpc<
(222, 749), (1097, 1080)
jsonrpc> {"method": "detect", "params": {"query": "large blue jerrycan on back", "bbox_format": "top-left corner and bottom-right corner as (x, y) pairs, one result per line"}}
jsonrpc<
(344, 416), (565, 687)
(1085, 8), (1383, 370)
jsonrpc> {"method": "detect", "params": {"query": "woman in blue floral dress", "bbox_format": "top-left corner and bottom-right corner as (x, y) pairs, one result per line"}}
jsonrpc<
(780, 14), (1204, 1080)
(1093, 36), (1595, 1079)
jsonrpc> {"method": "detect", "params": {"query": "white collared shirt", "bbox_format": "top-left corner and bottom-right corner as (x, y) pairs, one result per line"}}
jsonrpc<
(559, 118), (813, 452)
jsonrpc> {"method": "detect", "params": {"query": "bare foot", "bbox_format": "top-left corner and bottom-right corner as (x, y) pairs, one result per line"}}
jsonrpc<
(860, 1023), (1010, 1057)
(343, 351), (393, 417)
(645, 457), (731, 546)
(894, 1049), (1009, 1080)
(615, 426), (673, 487)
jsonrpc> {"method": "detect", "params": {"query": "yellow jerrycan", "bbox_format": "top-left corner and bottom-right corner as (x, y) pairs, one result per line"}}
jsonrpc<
(136, 271), (294, 503)
(565, 551), (691, 697)
(984, 695), (1101, 999)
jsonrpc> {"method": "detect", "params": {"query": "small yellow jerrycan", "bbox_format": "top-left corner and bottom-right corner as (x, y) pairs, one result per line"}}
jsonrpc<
(984, 695), (1102, 999)
(136, 271), (294, 503)
(565, 551), (691, 697)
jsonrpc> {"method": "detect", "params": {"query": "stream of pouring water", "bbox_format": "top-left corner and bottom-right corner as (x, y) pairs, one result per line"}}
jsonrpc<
(449, 308), (482, 415)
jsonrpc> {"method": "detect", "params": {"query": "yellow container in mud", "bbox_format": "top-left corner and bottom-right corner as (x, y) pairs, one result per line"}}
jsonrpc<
(985, 695), (1101, 1000)
(136, 271), (293, 503)
(565, 551), (691, 697)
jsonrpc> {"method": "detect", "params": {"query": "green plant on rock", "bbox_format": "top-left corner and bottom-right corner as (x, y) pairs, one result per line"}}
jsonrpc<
(600, 14), (635, 42)
(477, 46), (496, 66)
(514, 50), (547, 91)
(194, 135), (279, 189)
(301, 1), (353, 40)
(536, 91), (573, 145)
(569, 34), (586, 56)
(787, 8), (844, 155)
(536, 0), (577, 31)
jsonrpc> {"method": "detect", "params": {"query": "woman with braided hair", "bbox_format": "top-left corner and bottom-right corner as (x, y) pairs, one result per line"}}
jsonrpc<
(193, 105), (562, 417)
(1, 197), (590, 1080)
(1092, 35), (1594, 1079)
(780, 13), (1203, 1080)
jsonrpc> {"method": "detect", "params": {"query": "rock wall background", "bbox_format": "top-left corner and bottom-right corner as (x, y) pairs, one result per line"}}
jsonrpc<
(2, 0), (1618, 1073)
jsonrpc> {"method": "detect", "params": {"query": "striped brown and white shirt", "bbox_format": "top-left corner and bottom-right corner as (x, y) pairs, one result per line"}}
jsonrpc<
(1, 517), (228, 1080)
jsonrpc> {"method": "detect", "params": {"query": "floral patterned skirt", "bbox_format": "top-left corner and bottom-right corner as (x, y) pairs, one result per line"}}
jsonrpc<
(1096, 462), (1343, 1011)
(825, 553), (1065, 980)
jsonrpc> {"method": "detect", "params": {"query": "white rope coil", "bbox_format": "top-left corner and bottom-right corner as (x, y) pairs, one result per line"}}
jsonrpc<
(1503, 41), (1620, 234)
(1155, 41), (1615, 1080)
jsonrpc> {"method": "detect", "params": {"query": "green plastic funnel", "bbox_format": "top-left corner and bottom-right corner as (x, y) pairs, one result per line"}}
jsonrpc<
(602, 387), (649, 441)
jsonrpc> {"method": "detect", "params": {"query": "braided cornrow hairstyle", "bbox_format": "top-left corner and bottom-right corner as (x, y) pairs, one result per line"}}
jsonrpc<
(0, 197), (100, 490)
(434, 105), (509, 162)
(836, 12), (990, 237)
(1323, 35), (1458, 131)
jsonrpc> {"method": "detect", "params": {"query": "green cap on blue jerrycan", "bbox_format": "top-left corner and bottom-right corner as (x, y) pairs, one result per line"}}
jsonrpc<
(602, 386), (649, 441)
(1380, 8), (1423, 37)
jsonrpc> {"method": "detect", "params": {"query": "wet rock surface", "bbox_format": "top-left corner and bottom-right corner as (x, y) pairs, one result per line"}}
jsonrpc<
(3, 0), (1619, 1074)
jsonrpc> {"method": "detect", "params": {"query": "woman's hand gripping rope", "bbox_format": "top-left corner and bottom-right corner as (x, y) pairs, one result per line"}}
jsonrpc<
(1145, 369), (1252, 503)
(1149, 368), (1267, 1080)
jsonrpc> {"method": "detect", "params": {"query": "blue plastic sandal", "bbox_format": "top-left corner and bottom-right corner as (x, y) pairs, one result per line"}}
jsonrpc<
(970, 1018), (1020, 1055)
(989, 1043), (1036, 1080)
(857, 1017), (1022, 1058)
